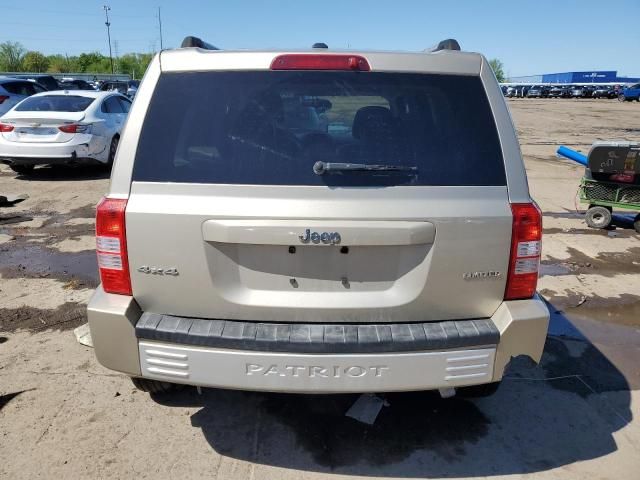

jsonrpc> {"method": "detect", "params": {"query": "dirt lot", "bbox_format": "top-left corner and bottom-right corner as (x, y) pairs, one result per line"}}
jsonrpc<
(1, 98), (639, 479)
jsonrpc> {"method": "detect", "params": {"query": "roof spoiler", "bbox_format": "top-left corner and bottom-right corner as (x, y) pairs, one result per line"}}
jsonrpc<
(425, 38), (461, 52)
(180, 36), (220, 51)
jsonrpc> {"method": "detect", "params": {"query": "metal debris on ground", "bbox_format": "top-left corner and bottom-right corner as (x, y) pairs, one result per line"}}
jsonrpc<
(73, 323), (93, 348)
(0, 193), (28, 207)
(345, 393), (388, 425)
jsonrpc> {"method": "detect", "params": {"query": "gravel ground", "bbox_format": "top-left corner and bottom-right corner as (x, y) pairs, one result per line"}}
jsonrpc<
(0, 98), (639, 479)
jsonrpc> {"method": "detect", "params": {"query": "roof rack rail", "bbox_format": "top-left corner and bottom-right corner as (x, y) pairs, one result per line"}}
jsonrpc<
(426, 38), (461, 53)
(180, 36), (220, 50)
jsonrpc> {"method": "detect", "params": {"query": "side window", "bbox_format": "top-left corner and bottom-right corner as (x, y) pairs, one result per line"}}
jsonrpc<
(103, 96), (124, 114)
(3, 81), (35, 96)
(33, 84), (46, 94)
(118, 97), (131, 113)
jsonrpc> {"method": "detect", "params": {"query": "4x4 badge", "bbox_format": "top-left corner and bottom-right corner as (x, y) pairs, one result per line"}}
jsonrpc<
(137, 266), (179, 276)
(299, 229), (341, 245)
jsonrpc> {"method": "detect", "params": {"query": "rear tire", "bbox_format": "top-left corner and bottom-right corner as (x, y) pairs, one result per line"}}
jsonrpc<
(457, 382), (501, 398)
(634, 214), (640, 234)
(130, 377), (183, 394)
(618, 94), (626, 102)
(9, 164), (35, 175)
(585, 206), (612, 229)
(107, 136), (119, 168)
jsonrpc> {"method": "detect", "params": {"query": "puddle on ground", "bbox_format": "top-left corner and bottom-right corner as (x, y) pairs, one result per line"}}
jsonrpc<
(186, 389), (491, 469)
(543, 246), (640, 277)
(0, 243), (97, 287)
(545, 298), (640, 390)
(40, 204), (95, 228)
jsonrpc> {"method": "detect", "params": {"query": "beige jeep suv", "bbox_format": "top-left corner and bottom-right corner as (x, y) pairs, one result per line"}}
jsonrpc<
(87, 37), (549, 396)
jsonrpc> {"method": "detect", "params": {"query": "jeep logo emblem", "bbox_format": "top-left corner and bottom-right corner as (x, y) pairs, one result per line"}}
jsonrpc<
(299, 229), (341, 245)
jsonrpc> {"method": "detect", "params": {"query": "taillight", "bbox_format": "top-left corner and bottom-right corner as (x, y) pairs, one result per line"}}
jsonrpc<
(270, 54), (370, 71)
(59, 124), (91, 133)
(0, 123), (14, 132)
(504, 203), (542, 300)
(0, 95), (9, 104)
(96, 197), (132, 295)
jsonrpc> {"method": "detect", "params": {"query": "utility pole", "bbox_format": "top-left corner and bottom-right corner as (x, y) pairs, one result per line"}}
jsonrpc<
(157, 7), (164, 50)
(114, 40), (120, 74)
(103, 5), (114, 74)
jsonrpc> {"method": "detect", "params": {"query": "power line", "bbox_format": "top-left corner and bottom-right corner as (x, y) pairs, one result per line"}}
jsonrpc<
(1, 5), (150, 19)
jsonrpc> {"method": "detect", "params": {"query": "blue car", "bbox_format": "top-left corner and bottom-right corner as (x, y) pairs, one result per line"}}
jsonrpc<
(619, 83), (640, 102)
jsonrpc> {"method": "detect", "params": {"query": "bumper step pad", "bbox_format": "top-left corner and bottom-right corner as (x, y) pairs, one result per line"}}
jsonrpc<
(136, 313), (499, 354)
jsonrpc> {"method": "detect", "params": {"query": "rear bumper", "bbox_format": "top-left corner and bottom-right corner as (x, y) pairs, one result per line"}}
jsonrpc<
(0, 136), (104, 165)
(87, 287), (549, 393)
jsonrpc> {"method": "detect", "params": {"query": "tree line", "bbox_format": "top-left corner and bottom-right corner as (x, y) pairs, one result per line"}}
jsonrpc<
(0, 41), (153, 79)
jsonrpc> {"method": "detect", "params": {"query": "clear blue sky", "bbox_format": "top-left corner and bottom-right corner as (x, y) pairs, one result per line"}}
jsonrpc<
(2, 0), (639, 77)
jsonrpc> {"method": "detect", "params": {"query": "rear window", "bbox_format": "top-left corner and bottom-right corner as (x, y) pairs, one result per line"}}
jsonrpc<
(133, 71), (506, 186)
(16, 95), (95, 112)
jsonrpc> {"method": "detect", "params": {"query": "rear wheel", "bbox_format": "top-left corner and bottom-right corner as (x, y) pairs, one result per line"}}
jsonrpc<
(457, 382), (501, 398)
(585, 206), (612, 229)
(618, 94), (626, 102)
(107, 136), (119, 168)
(9, 164), (35, 175)
(130, 377), (183, 394)
(634, 214), (640, 234)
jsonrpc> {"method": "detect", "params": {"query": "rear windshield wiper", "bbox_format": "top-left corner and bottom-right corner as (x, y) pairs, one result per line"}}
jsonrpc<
(313, 161), (418, 175)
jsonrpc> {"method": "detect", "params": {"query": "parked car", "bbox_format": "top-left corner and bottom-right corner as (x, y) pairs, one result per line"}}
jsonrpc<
(0, 77), (47, 117)
(527, 85), (549, 98)
(87, 37), (549, 397)
(570, 85), (593, 98)
(126, 80), (140, 98)
(100, 81), (128, 96)
(59, 79), (96, 90)
(0, 90), (131, 174)
(591, 85), (616, 99)
(14, 74), (60, 91)
(548, 85), (571, 98)
(618, 83), (640, 102)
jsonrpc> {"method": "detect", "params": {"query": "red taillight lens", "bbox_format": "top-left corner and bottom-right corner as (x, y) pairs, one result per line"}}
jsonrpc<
(270, 54), (370, 71)
(59, 124), (78, 133)
(0, 95), (9, 104)
(0, 123), (14, 132)
(59, 124), (91, 133)
(58, 123), (87, 133)
(505, 203), (542, 300)
(96, 197), (132, 295)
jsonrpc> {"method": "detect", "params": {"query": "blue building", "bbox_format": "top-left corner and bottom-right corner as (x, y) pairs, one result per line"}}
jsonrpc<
(507, 70), (639, 84)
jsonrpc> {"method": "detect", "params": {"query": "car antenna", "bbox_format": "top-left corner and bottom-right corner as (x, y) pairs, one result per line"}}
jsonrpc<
(425, 38), (461, 52)
(180, 36), (220, 51)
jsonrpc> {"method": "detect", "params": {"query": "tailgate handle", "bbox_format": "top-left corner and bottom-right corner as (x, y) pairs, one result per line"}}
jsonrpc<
(202, 220), (435, 246)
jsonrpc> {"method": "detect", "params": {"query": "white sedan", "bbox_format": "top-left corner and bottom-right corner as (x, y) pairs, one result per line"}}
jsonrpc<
(0, 90), (131, 174)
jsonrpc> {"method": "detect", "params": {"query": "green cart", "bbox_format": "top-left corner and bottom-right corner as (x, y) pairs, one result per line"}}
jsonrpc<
(579, 178), (640, 232)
